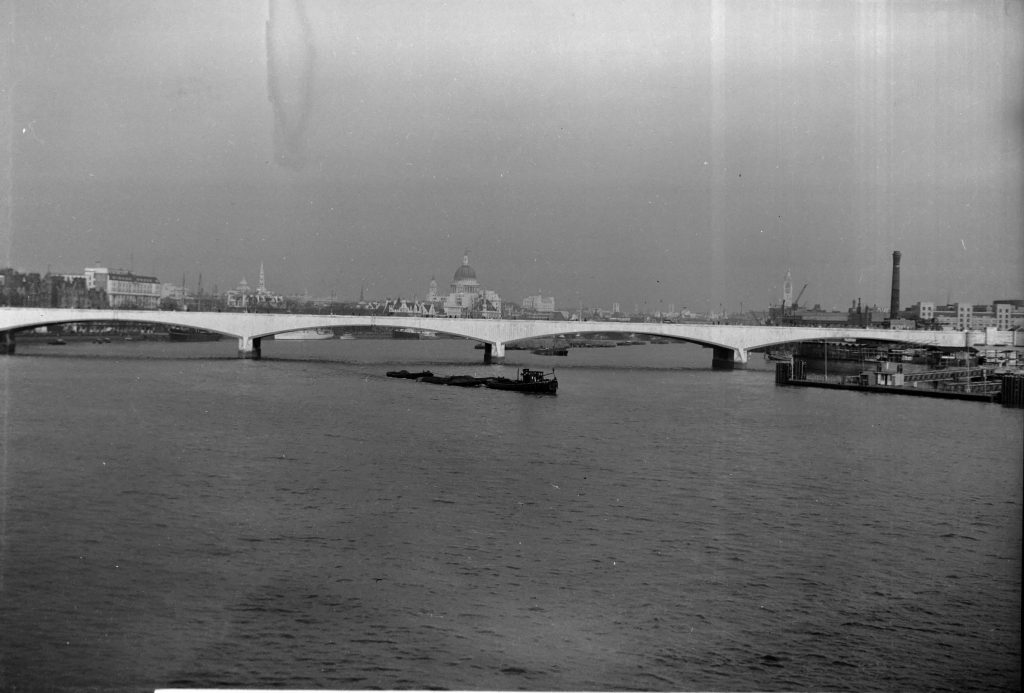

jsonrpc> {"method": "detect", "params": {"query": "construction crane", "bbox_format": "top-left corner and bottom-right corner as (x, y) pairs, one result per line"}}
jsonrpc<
(791, 283), (808, 312)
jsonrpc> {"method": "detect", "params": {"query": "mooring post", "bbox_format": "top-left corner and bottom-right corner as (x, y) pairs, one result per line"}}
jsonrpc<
(238, 336), (262, 359)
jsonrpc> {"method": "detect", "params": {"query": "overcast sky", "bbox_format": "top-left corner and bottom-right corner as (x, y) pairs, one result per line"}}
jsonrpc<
(4, 0), (1022, 312)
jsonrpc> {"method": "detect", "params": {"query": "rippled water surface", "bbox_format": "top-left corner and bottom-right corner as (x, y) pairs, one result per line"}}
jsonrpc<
(1, 338), (1020, 691)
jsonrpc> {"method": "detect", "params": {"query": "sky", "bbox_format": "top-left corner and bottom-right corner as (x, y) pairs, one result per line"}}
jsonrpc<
(3, 0), (1022, 313)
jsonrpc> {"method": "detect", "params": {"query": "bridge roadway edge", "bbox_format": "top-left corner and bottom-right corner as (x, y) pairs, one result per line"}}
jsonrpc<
(0, 307), (1003, 365)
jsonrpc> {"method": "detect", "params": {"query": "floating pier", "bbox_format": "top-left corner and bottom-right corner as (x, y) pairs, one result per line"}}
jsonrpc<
(775, 361), (1023, 406)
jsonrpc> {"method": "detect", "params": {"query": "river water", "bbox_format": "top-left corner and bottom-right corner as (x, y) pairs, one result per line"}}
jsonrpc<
(1, 337), (1020, 692)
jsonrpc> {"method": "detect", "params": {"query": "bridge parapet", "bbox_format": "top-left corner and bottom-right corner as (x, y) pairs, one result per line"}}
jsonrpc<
(969, 328), (1017, 347)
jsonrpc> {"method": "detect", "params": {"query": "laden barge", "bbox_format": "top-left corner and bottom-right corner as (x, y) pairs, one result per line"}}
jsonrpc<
(386, 368), (558, 394)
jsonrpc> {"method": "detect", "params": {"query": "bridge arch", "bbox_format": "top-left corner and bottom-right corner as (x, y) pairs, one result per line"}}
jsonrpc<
(0, 313), (241, 338)
(523, 325), (751, 367)
(742, 333), (963, 355)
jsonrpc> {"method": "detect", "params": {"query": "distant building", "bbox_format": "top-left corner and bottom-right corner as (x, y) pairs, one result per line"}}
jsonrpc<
(912, 301), (1024, 330)
(225, 263), (285, 309)
(84, 267), (160, 309)
(106, 271), (161, 309)
(502, 302), (523, 319)
(431, 251), (502, 318)
(425, 276), (440, 303)
(768, 301), (869, 327)
(956, 302), (973, 330)
(382, 297), (440, 317)
(162, 283), (187, 302)
(50, 274), (99, 308)
(913, 302), (935, 322)
(995, 303), (1014, 330)
(0, 269), (44, 306)
(83, 267), (107, 291)
(1, 269), (104, 308)
(522, 294), (556, 314)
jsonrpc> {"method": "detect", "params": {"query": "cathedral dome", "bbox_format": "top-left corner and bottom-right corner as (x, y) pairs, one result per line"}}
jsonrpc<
(452, 252), (477, 282)
(453, 264), (476, 281)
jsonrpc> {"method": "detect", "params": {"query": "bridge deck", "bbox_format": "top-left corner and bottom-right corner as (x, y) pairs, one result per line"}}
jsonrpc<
(1, 307), (1014, 364)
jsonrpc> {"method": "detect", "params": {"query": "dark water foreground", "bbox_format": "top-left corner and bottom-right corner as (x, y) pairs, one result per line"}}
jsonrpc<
(1, 339), (1020, 691)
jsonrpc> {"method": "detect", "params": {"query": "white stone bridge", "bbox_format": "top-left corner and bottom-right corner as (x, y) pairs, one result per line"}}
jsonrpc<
(2, 307), (1013, 368)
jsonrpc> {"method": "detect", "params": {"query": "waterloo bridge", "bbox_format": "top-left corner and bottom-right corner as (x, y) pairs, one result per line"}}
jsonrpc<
(2, 307), (1016, 368)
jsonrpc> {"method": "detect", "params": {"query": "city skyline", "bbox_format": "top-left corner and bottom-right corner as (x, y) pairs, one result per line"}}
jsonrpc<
(3, 1), (1022, 312)
(5, 254), (1021, 321)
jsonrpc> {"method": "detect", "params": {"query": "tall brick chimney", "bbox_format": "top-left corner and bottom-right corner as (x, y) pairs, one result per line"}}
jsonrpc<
(889, 250), (902, 319)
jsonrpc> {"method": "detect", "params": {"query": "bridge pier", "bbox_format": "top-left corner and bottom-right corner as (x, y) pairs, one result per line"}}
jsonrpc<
(238, 336), (262, 359)
(483, 342), (505, 364)
(711, 346), (747, 370)
(0, 330), (15, 355)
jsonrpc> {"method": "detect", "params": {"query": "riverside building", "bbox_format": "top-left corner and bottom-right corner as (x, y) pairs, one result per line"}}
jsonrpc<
(84, 267), (161, 309)
(911, 301), (1024, 330)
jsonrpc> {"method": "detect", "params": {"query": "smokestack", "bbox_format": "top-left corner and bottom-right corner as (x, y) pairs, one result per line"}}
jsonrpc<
(889, 250), (902, 319)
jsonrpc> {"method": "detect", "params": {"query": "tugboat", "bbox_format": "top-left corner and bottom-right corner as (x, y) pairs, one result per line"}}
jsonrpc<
(485, 368), (558, 395)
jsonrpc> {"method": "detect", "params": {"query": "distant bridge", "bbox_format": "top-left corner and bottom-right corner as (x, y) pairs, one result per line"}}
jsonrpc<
(0, 307), (1014, 367)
